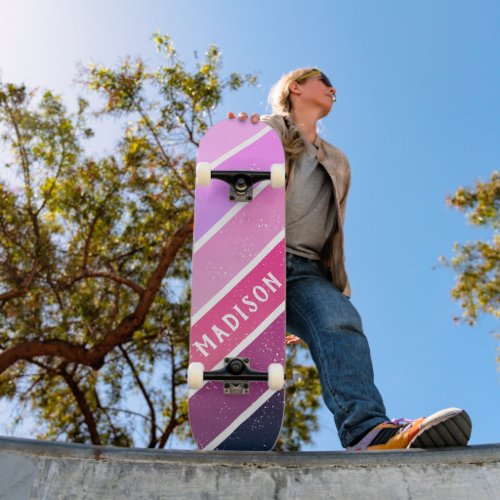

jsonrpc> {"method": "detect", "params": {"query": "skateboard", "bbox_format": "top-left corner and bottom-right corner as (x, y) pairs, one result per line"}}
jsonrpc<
(187, 118), (286, 451)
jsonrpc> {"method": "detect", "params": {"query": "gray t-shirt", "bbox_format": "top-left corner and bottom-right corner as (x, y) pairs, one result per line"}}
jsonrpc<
(286, 141), (336, 261)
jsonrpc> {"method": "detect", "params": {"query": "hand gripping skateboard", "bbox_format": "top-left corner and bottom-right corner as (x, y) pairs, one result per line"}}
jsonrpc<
(187, 118), (286, 451)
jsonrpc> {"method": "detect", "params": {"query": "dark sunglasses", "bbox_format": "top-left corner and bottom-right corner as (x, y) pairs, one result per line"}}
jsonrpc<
(296, 70), (334, 89)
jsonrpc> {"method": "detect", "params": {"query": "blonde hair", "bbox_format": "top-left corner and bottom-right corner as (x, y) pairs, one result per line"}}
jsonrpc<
(268, 67), (319, 174)
(268, 67), (318, 115)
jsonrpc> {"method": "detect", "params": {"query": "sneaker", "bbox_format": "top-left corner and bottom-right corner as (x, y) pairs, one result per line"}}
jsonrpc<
(348, 407), (472, 451)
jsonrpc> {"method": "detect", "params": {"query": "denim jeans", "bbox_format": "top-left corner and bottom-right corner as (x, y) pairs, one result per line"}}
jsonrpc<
(286, 253), (388, 447)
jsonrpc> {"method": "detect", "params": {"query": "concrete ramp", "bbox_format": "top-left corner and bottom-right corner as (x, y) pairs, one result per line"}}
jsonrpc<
(0, 436), (499, 499)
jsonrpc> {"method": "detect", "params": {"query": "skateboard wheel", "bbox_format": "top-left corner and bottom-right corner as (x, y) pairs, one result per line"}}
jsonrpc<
(188, 362), (205, 390)
(268, 363), (285, 391)
(270, 163), (286, 188)
(196, 162), (212, 186)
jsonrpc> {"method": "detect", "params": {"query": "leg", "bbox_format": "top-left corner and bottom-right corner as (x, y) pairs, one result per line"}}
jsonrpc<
(286, 253), (388, 447)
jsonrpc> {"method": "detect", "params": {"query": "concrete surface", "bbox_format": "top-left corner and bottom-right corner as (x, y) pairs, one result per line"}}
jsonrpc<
(0, 436), (499, 499)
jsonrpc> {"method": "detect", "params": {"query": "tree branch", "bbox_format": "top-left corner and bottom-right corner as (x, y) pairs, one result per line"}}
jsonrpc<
(119, 345), (157, 447)
(0, 217), (193, 374)
(130, 94), (194, 198)
(58, 365), (101, 445)
(0, 257), (39, 302)
(82, 208), (102, 271)
(158, 343), (179, 448)
(3, 99), (43, 250)
(83, 270), (145, 296)
(0, 217), (32, 256)
(81, 189), (119, 271)
(35, 143), (67, 216)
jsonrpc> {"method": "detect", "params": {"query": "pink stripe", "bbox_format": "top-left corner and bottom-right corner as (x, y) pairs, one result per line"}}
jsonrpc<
(194, 126), (284, 243)
(191, 188), (284, 315)
(188, 314), (285, 449)
(198, 120), (269, 164)
(232, 312), (285, 369)
(190, 243), (285, 369)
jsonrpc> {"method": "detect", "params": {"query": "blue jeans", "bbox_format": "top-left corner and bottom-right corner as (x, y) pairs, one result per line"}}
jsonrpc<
(286, 253), (388, 447)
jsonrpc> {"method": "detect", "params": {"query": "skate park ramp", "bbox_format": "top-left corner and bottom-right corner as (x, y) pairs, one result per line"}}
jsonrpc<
(1, 436), (499, 499)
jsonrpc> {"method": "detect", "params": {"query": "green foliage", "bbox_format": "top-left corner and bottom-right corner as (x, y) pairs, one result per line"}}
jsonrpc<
(0, 34), (322, 450)
(443, 171), (499, 327)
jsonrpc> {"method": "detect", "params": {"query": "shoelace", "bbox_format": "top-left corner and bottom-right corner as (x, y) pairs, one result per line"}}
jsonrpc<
(390, 418), (415, 426)
(388, 417), (422, 435)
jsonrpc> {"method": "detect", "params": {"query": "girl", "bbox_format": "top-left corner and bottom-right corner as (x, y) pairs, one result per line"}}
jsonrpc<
(228, 67), (471, 450)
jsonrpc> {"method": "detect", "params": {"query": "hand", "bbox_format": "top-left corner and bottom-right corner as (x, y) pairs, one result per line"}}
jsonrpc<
(285, 335), (302, 346)
(227, 111), (260, 124)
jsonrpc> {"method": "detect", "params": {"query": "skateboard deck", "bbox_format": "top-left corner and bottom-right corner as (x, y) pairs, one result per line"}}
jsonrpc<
(188, 118), (286, 451)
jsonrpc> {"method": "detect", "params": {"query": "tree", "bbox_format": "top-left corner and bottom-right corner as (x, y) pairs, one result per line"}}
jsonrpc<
(0, 34), (322, 449)
(443, 171), (499, 336)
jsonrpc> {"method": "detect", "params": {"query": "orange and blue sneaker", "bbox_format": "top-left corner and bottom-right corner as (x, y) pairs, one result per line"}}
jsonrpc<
(348, 408), (472, 451)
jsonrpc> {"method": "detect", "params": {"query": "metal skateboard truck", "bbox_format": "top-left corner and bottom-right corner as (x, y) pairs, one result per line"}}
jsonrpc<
(196, 163), (285, 202)
(188, 357), (285, 394)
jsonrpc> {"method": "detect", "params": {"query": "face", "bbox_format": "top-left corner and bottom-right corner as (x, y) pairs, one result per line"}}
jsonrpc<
(291, 71), (336, 117)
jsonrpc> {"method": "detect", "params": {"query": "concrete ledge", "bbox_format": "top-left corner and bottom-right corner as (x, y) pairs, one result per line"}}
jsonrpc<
(1, 436), (499, 499)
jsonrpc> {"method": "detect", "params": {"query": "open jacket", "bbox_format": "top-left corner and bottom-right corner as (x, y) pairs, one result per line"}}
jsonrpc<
(261, 114), (352, 297)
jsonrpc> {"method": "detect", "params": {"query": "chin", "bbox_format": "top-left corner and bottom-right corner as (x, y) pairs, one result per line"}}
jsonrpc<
(319, 106), (332, 119)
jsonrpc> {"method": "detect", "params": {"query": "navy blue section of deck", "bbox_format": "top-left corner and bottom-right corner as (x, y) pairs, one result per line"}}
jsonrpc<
(215, 390), (284, 451)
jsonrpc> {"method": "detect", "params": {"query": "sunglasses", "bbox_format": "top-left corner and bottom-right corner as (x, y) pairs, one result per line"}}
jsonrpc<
(296, 69), (334, 89)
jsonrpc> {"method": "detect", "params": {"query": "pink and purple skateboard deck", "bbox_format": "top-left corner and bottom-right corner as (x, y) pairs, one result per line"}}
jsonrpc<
(188, 118), (286, 451)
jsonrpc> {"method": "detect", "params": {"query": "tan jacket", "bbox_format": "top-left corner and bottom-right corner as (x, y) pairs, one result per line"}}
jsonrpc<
(262, 114), (352, 297)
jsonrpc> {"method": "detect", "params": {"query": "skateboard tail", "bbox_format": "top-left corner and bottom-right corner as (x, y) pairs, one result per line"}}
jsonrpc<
(188, 312), (285, 450)
(204, 389), (285, 451)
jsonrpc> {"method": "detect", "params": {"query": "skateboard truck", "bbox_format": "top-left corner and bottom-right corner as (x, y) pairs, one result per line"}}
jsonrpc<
(211, 171), (270, 202)
(196, 163), (286, 202)
(217, 357), (267, 395)
(188, 357), (285, 395)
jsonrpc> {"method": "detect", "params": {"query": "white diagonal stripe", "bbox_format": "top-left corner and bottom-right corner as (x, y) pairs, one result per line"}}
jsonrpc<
(191, 229), (285, 325)
(188, 302), (285, 399)
(201, 388), (278, 451)
(209, 125), (273, 169)
(193, 181), (269, 253)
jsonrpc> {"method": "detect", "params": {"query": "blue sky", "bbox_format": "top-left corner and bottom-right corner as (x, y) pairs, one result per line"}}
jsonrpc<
(0, 0), (498, 450)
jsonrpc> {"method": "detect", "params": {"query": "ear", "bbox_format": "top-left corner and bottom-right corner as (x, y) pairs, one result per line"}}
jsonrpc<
(288, 81), (302, 96)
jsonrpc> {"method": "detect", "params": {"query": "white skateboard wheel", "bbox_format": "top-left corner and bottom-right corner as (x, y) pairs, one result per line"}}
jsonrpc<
(268, 363), (285, 391)
(270, 163), (286, 188)
(196, 162), (212, 186)
(188, 362), (205, 390)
